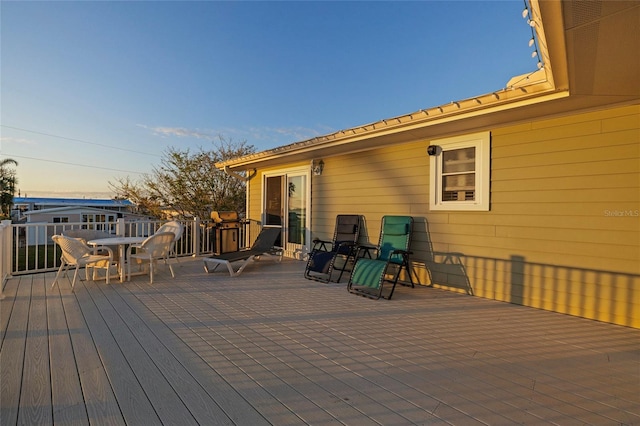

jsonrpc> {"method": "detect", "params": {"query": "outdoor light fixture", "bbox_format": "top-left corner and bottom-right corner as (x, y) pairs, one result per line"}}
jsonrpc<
(312, 159), (324, 176)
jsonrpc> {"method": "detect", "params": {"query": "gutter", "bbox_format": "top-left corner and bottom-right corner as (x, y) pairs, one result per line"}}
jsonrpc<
(223, 166), (257, 182)
(217, 0), (565, 172)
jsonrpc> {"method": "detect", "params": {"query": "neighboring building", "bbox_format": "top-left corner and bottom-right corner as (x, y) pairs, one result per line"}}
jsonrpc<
(20, 206), (137, 226)
(11, 197), (134, 222)
(17, 204), (149, 246)
(217, 1), (639, 328)
(18, 206), (125, 246)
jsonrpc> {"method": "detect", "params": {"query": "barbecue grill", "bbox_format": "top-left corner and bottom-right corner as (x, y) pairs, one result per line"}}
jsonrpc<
(209, 211), (241, 254)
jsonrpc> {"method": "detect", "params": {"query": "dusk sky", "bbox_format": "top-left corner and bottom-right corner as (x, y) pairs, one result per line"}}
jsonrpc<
(1, 1), (537, 198)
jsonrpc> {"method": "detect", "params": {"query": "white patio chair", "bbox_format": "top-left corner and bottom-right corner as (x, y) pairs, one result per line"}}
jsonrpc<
(127, 232), (175, 284)
(62, 228), (120, 263)
(155, 220), (184, 263)
(51, 235), (115, 290)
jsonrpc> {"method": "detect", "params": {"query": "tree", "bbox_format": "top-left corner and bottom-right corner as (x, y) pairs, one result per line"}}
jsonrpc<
(110, 136), (255, 219)
(0, 158), (18, 220)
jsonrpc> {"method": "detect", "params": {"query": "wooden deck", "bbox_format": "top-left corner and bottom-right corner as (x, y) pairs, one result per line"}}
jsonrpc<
(1, 257), (639, 425)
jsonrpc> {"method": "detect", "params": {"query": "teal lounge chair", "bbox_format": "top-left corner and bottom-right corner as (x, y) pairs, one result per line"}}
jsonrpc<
(347, 215), (414, 300)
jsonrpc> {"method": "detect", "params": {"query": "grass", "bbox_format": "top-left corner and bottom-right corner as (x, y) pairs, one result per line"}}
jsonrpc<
(15, 243), (58, 272)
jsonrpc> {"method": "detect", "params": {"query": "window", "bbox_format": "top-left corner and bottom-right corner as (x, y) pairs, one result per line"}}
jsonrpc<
(52, 217), (69, 223)
(429, 131), (490, 211)
(82, 213), (116, 230)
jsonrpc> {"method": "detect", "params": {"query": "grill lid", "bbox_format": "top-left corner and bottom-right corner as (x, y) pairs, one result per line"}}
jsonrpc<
(211, 211), (240, 223)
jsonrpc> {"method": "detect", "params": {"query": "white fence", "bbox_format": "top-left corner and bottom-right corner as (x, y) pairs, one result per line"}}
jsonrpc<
(1, 218), (261, 278)
(1, 220), (12, 299)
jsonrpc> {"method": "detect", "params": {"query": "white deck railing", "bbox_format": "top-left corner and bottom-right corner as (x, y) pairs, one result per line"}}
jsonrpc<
(1, 217), (261, 278)
(0, 220), (13, 299)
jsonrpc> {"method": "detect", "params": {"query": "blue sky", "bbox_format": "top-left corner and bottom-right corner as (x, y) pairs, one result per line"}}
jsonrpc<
(1, 1), (536, 198)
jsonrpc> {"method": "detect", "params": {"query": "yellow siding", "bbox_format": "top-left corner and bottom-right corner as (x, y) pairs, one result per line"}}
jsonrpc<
(248, 104), (640, 328)
(246, 161), (310, 224)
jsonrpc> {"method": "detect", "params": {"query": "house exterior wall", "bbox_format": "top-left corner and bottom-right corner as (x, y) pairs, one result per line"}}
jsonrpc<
(25, 209), (131, 224)
(246, 161), (309, 223)
(27, 211), (88, 223)
(247, 104), (639, 328)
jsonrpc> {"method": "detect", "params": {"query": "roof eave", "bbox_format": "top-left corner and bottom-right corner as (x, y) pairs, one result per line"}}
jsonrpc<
(218, 0), (569, 172)
(219, 82), (566, 171)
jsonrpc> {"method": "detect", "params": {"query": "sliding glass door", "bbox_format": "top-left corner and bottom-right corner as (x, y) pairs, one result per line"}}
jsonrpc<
(263, 167), (310, 259)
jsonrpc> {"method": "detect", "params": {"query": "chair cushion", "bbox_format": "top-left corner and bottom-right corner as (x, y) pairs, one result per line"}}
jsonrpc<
(336, 224), (357, 234)
(308, 251), (334, 274)
(384, 223), (409, 235)
(351, 259), (387, 289)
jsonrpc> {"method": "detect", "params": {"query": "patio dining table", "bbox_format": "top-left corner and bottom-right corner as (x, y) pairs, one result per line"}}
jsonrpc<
(88, 236), (146, 282)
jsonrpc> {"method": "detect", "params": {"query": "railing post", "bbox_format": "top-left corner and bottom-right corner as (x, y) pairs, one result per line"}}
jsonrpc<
(1, 220), (13, 299)
(116, 218), (125, 237)
(193, 217), (201, 257)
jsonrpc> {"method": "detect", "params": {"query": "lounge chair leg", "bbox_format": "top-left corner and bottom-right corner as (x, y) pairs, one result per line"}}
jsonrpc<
(231, 257), (255, 277)
(204, 262), (219, 273)
(227, 262), (237, 276)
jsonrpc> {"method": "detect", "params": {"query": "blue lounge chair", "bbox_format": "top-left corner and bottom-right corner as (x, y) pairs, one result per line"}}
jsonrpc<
(304, 215), (361, 283)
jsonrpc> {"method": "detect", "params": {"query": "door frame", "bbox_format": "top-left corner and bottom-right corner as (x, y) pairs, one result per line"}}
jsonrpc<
(261, 166), (311, 260)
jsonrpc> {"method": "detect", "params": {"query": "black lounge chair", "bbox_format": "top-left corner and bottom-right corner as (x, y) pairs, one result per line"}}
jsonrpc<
(203, 227), (281, 276)
(347, 215), (414, 300)
(304, 214), (361, 283)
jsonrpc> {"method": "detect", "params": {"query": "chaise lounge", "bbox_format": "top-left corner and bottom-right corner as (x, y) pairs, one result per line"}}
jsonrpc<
(203, 227), (281, 277)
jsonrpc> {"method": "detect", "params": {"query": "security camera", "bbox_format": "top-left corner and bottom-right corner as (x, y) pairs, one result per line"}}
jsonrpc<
(427, 145), (438, 156)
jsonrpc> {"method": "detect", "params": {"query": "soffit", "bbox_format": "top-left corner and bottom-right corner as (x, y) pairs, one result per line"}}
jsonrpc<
(562, 0), (640, 97)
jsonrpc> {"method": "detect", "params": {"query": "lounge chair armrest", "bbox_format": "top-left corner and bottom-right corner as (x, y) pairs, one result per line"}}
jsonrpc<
(355, 243), (378, 259)
(391, 249), (412, 255)
(311, 238), (333, 252)
(334, 241), (357, 254)
(335, 241), (356, 247)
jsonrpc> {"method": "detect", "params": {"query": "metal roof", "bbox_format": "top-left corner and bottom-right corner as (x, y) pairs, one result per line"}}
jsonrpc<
(13, 197), (134, 207)
(217, 0), (639, 172)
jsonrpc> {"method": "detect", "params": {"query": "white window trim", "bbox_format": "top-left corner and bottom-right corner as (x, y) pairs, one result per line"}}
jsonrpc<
(429, 131), (490, 211)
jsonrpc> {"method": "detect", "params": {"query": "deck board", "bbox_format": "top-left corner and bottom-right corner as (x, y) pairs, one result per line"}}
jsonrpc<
(96, 282), (234, 425)
(72, 280), (158, 425)
(1, 275), (31, 426)
(20, 274), (53, 425)
(0, 274), (18, 343)
(47, 281), (89, 425)
(57, 281), (125, 426)
(120, 278), (271, 425)
(84, 282), (199, 425)
(1, 258), (639, 425)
